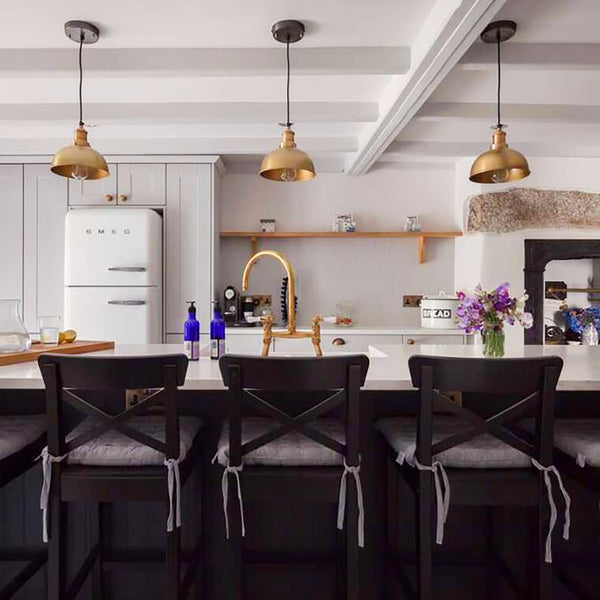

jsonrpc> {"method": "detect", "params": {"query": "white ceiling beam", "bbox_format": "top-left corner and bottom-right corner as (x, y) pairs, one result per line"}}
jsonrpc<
(0, 47), (410, 77)
(416, 102), (600, 124)
(459, 43), (600, 70)
(344, 0), (507, 175)
(0, 101), (378, 124)
(384, 140), (600, 159)
(0, 136), (357, 155)
(0, 75), (386, 103)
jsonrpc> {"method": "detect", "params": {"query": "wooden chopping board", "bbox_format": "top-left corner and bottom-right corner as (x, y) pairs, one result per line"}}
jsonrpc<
(0, 340), (115, 366)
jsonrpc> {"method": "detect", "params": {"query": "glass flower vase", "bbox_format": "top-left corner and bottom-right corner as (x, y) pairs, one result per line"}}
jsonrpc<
(482, 325), (505, 358)
(0, 300), (31, 353)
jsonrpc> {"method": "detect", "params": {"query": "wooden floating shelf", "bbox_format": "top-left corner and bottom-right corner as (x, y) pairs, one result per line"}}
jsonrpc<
(220, 231), (463, 264)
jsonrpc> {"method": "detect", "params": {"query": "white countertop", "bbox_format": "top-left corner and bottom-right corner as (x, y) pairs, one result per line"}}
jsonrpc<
(226, 326), (465, 335)
(0, 343), (599, 391)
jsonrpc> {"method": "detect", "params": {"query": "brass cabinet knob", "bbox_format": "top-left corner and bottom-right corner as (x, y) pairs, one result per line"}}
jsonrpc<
(332, 337), (346, 346)
(119, 194), (128, 202)
(406, 338), (415, 345)
(104, 194), (114, 203)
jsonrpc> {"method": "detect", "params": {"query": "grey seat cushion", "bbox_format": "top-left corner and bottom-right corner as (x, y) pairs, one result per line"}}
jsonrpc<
(214, 417), (345, 467)
(66, 416), (202, 466)
(0, 415), (46, 461)
(377, 416), (531, 469)
(553, 418), (600, 467)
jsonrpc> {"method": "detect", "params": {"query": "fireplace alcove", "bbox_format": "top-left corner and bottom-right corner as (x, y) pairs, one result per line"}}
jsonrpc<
(524, 239), (600, 344)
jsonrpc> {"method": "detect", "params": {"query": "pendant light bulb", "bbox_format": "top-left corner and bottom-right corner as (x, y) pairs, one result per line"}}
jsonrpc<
(259, 20), (316, 183)
(51, 21), (109, 181)
(469, 21), (529, 184)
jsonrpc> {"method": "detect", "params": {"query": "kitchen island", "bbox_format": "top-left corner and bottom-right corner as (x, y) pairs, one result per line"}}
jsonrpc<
(1, 342), (600, 390)
(1, 343), (599, 600)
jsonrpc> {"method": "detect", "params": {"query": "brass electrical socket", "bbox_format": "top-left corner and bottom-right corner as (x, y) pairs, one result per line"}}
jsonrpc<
(403, 295), (423, 308)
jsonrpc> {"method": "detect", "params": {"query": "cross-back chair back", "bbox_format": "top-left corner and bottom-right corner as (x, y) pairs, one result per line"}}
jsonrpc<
(219, 354), (370, 467)
(408, 355), (563, 468)
(38, 354), (188, 461)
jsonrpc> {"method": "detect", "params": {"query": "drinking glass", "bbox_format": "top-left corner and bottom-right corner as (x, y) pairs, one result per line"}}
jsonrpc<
(39, 316), (61, 345)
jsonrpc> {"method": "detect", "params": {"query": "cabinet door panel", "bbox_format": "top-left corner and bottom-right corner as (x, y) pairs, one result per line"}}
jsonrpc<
(24, 166), (68, 332)
(117, 164), (165, 205)
(0, 165), (23, 304)
(68, 164), (117, 205)
(165, 164), (212, 334)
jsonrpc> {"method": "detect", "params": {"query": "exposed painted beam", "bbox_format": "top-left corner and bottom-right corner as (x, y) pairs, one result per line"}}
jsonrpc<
(0, 101), (378, 124)
(459, 43), (600, 70)
(384, 140), (600, 159)
(345, 0), (507, 175)
(416, 103), (600, 124)
(0, 47), (410, 77)
(0, 136), (357, 155)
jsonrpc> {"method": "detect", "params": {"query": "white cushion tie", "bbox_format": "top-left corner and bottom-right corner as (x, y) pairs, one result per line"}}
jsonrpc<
(164, 457), (182, 533)
(337, 459), (365, 548)
(402, 455), (450, 545)
(38, 446), (68, 543)
(221, 462), (245, 539)
(531, 458), (571, 563)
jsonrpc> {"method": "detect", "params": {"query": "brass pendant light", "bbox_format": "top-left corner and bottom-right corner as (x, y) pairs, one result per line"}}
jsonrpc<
(259, 20), (316, 182)
(51, 21), (109, 181)
(469, 20), (529, 184)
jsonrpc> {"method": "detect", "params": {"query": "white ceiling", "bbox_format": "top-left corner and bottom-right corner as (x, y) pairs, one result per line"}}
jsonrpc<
(388, 0), (600, 164)
(0, 0), (435, 48)
(0, 0), (528, 172)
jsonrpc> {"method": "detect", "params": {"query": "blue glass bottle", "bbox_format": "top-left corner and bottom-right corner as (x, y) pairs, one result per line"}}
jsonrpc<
(210, 301), (226, 360)
(184, 301), (200, 361)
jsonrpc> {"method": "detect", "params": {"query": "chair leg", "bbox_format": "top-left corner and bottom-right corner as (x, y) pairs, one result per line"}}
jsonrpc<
(90, 501), (104, 600)
(485, 506), (494, 600)
(166, 522), (181, 600)
(227, 475), (243, 600)
(346, 477), (360, 600)
(536, 482), (553, 600)
(416, 472), (433, 600)
(47, 486), (67, 600)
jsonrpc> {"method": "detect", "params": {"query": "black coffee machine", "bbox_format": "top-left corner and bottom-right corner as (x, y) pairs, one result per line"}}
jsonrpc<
(223, 286), (256, 327)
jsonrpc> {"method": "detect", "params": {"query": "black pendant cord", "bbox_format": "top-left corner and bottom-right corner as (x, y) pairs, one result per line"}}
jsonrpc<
(496, 34), (502, 128)
(285, 38), (291, 128)
(78, 34), (84, 127)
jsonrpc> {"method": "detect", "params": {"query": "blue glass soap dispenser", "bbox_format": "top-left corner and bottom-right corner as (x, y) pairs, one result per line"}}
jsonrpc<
(184, 301), (200, 361)
(210, 300), (226, 360)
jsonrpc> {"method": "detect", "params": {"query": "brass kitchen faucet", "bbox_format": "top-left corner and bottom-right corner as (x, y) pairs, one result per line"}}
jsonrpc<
(242, 250), (323, 357)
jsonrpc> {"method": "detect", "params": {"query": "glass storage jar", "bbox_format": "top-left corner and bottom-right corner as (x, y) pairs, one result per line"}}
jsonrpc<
(0, 300), (31, 353)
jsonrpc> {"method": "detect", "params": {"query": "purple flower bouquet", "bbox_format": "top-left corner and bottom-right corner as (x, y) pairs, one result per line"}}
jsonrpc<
(456, 283), (533, 357)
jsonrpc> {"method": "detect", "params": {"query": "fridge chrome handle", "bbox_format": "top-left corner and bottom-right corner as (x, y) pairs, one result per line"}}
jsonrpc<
(107, 300), (147, 306)
(108, 267), (147, 272)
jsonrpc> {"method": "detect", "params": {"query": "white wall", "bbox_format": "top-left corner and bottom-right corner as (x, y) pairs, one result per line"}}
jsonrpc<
(454, 157), (600, 343)
(218, 163), (457, 326)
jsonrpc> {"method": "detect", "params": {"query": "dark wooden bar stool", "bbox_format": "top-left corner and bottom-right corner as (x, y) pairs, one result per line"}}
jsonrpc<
(217, 354), (369, 600)
(376, 355), (567, 600)
(38, 353), (203, 600)
(0, 414), (47, 598)
(548, 417), (600, 599)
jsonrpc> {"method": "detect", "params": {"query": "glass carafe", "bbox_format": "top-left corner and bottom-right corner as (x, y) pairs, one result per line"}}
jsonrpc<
(0, 300), (31, 353)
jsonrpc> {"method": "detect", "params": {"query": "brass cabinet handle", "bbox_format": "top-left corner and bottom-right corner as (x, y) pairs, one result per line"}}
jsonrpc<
(332, 337), (346, 346)
(119, 194), (128, 202)
(406, 338), (415, 345)
(104, 194), (114, 203)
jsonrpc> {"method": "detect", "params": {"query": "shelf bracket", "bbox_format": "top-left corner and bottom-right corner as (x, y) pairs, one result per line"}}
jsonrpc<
(417, 235), (426, 264)
(250, 236), (258, 257)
